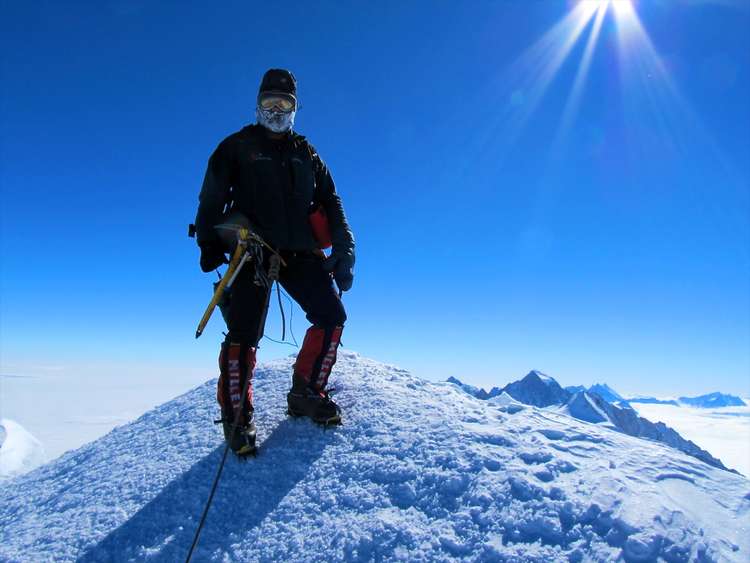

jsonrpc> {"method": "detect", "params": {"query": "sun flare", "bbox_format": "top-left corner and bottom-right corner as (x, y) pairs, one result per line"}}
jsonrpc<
(492, 0), (700, 156)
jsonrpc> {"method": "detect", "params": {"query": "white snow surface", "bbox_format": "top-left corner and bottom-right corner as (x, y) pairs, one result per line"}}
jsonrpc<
(1, 352), (749, 562)
(487, 392), (524, 408)
(0, 419), (47, 481)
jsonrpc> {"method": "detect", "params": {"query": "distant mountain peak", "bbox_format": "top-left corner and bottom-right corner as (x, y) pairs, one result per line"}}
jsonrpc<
(526, 370), (557, 385)
(588, 383), (625, 403)
(502, 371), (570, 408)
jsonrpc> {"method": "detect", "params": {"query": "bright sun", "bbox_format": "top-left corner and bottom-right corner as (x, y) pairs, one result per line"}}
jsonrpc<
(488, 0), (709, 188)
(496, 0), (649, 148)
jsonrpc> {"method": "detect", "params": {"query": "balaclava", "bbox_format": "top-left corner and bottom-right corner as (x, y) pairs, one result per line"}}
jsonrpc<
(256, 68), (297, 134)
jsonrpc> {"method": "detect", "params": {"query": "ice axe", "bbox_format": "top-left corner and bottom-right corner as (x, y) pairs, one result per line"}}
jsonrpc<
(193, 215), (286, 339)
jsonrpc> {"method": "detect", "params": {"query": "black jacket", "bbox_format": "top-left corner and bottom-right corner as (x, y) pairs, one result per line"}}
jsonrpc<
(195, 124), (354, 255)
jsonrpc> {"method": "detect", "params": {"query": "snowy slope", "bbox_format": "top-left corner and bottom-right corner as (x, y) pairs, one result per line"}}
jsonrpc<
(1, 353), (749, 562)
(563, 392), (610, 424)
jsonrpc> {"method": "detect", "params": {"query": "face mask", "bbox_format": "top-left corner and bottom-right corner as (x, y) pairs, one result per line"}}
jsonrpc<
(256, 106), (296, 133)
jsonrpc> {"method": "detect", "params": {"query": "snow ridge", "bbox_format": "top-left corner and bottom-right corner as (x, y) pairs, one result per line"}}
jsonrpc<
(451, 374), (735, 473)
(1, 353), (749, 562)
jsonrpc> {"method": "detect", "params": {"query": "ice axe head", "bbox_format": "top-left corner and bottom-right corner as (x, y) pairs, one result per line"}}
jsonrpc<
(214, 211), (252, 252)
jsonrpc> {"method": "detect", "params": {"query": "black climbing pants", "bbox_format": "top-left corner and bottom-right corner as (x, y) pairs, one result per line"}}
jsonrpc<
(225, 250), (346, 345)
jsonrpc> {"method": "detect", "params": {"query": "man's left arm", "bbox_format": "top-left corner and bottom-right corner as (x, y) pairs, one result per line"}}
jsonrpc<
(313, 153), (355, 291)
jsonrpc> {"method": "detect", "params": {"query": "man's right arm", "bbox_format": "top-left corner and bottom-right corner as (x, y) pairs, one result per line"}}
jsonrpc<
(195, 140), (233, 247)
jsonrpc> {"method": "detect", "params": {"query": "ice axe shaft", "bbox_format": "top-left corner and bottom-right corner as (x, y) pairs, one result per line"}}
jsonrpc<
(195, 233), (248, 339)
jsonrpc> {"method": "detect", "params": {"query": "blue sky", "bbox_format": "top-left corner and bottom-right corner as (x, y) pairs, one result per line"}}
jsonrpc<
(1, 1), (748, 397)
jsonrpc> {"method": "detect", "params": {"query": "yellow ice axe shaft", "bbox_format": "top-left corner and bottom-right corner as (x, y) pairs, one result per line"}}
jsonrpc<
(195, 229), (249, 339)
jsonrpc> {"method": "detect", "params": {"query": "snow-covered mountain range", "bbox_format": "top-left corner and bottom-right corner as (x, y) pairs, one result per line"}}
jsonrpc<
(1, 353), (749, 562)
(626, 396), (681, 406)
(677, 392), (746, 408)
(563, 386), (747, 410)
(626, 393), (748, 408)
(451, 372), (746, 411)
(566, 383), (633, 409)
(449, 372), (737, 473)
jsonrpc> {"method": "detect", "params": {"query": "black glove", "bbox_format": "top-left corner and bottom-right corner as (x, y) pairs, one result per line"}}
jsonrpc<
(199, 241), (228, 273)
(323, 250), (354, 292)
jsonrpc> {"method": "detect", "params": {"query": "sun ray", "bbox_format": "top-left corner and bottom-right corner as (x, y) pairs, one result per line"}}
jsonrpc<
(467, 0), (734, 195)
(554, 2), (609, 147)
(500, 1), (600, 143)
(453, 2), (601, 176)
(615, 0), (704, 157)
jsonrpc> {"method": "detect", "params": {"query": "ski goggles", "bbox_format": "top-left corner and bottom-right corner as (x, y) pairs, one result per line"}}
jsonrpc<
(258, 93), (296, 112)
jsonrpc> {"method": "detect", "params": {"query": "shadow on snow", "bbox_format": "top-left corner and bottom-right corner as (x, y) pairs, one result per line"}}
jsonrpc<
(77, 417), (331, 562)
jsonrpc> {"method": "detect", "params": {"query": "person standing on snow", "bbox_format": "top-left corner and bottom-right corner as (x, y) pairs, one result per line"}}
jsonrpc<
(193, 69), (355, 454)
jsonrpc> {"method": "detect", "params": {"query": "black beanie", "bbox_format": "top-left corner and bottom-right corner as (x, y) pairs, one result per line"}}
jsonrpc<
(258, 69), (297, 101)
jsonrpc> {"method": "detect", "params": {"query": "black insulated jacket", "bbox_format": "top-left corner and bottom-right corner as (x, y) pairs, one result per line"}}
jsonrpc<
(195, 124), (354, 255)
